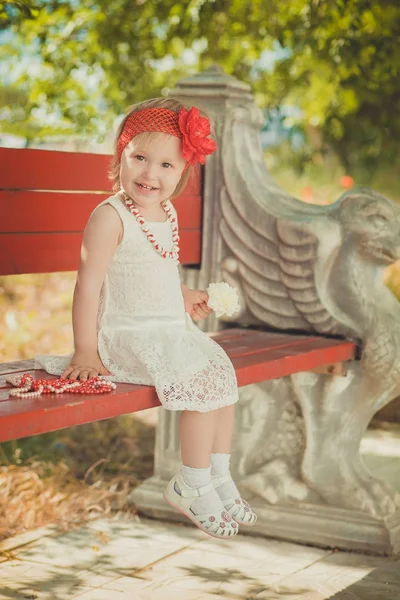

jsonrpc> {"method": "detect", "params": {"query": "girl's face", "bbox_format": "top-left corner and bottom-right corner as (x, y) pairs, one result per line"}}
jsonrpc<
(119, 132), (186, 214)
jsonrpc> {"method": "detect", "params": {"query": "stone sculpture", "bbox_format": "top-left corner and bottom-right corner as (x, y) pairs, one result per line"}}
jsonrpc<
(220, 102), (400, 521)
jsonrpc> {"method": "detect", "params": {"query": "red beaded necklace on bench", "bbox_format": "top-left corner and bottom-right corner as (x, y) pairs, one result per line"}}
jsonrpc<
(7, 373), (117, 398)
(120, 192), (180, 261)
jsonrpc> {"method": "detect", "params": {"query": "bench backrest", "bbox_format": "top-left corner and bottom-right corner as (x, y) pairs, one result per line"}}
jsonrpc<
(0, 147), (203, 275)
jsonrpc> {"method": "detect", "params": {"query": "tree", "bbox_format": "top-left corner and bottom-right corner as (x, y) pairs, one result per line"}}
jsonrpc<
(0, 83), (75, 144)
(1, 0), (400, 170)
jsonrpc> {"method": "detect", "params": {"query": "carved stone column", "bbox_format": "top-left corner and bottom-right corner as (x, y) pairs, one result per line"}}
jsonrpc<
(174, 64), (255, 336)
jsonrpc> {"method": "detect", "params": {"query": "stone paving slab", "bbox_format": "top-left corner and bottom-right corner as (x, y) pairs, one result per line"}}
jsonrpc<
(0, 517), (204, 600)
(249, 550), (398, 600)
(0, 515), (399, 600)
(0, 562), (92, 599)
(188, 535), (330, 572)
(13, 516), (203, 571)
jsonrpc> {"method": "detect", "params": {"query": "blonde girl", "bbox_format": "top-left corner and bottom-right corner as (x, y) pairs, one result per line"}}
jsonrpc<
(37, 98), (257, 538)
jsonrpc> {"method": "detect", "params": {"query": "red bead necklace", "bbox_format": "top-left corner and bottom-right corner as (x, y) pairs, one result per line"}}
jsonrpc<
(119, 192), (180, 260)
(7, 373), (116, 399)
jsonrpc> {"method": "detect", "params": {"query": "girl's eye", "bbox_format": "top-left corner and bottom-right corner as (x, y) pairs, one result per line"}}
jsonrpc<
(135, 155), (145, 161)
(162, 162), (172, 169)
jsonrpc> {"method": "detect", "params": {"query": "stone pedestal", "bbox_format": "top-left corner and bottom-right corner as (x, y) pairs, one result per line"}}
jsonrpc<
(131, 474), (400, 555)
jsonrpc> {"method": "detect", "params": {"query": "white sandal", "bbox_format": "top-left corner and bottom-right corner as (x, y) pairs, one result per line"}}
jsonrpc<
(212, 473), (257, 526)
(163, 471), (239, 539)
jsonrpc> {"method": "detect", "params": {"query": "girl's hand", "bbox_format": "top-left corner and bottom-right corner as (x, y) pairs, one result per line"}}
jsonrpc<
(182, 286), (213, 322)
(61, 352), (110, 381)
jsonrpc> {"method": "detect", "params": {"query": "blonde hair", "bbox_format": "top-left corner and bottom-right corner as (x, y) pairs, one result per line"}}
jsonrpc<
(109, 97), (204, 198)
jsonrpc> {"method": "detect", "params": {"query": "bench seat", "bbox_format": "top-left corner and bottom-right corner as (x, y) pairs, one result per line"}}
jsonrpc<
(0, 328), (356, 443)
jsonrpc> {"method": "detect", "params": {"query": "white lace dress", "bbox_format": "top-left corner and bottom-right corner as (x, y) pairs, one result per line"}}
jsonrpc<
(36, 195), (239, 412)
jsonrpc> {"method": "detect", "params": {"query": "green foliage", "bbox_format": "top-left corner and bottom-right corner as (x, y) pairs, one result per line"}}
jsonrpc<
(0, 413), (155, 483)
(0, 272), (75, 361)
(267, 147), (400, 205)
(0, 1), (38, 30)
(0, 83), (75, 142)
(1, 1), (400, 166)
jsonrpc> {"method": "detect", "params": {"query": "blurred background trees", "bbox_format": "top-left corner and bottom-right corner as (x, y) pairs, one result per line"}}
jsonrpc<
(1, 0), (400, 177)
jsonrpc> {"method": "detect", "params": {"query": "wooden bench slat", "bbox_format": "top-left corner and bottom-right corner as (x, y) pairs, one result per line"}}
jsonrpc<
(0, 148), (112, 191)
(0, 148), (203, 275)
(1, 191), (109, 232)
(0, 148), (202, 194)
(210, 329), (333, 357)
(232, 341), (356, 385)
(0, 192), (202, 233)
(0, 374), (161, 441)
(0, 330), (357, 442)
(0, 230), (202, 274)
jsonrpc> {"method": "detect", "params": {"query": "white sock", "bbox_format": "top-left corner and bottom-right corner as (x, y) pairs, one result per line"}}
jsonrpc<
(211, 453), (241, 502)
(177, 464), (225, 515)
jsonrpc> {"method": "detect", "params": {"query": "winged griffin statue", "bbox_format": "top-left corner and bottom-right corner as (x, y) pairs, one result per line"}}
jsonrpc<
(217, 103), (400, 520)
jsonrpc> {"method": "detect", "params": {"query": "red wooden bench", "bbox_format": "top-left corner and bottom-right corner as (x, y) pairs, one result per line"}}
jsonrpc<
(0, 147), (357, 443)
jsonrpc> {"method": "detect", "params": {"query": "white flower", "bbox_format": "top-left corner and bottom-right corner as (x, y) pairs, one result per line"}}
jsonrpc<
(206, 282), (241, 318)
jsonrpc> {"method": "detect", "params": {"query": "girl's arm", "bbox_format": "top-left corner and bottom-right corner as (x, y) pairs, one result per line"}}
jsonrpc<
(62, 204), (122, 380)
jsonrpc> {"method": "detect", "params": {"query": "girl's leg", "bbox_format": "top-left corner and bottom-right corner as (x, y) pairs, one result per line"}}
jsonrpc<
(179, 409), (218, 467)
(178, 409), (223, 514)
(211, 404), (235, 454)
(211, 404), (257, 525)
(167, 409), (238, 532)
(210, 404), (237, 496)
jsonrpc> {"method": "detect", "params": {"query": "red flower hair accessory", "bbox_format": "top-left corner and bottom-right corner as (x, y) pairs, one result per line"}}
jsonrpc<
(178, 107), (217, 166)
(118, 106), (217, 166)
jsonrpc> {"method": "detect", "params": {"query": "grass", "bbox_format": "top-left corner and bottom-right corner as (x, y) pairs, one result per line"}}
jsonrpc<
(0, 413), (157, 541)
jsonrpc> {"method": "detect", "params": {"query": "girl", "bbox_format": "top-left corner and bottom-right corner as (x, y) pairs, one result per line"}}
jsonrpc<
(36, 98), (257, 538)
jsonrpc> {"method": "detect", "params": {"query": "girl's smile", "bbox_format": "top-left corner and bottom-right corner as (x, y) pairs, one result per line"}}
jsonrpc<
(135, 182), (158, 192)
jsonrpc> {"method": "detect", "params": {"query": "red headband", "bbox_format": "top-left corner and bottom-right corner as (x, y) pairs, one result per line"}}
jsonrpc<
(117, 106), (217, 166)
